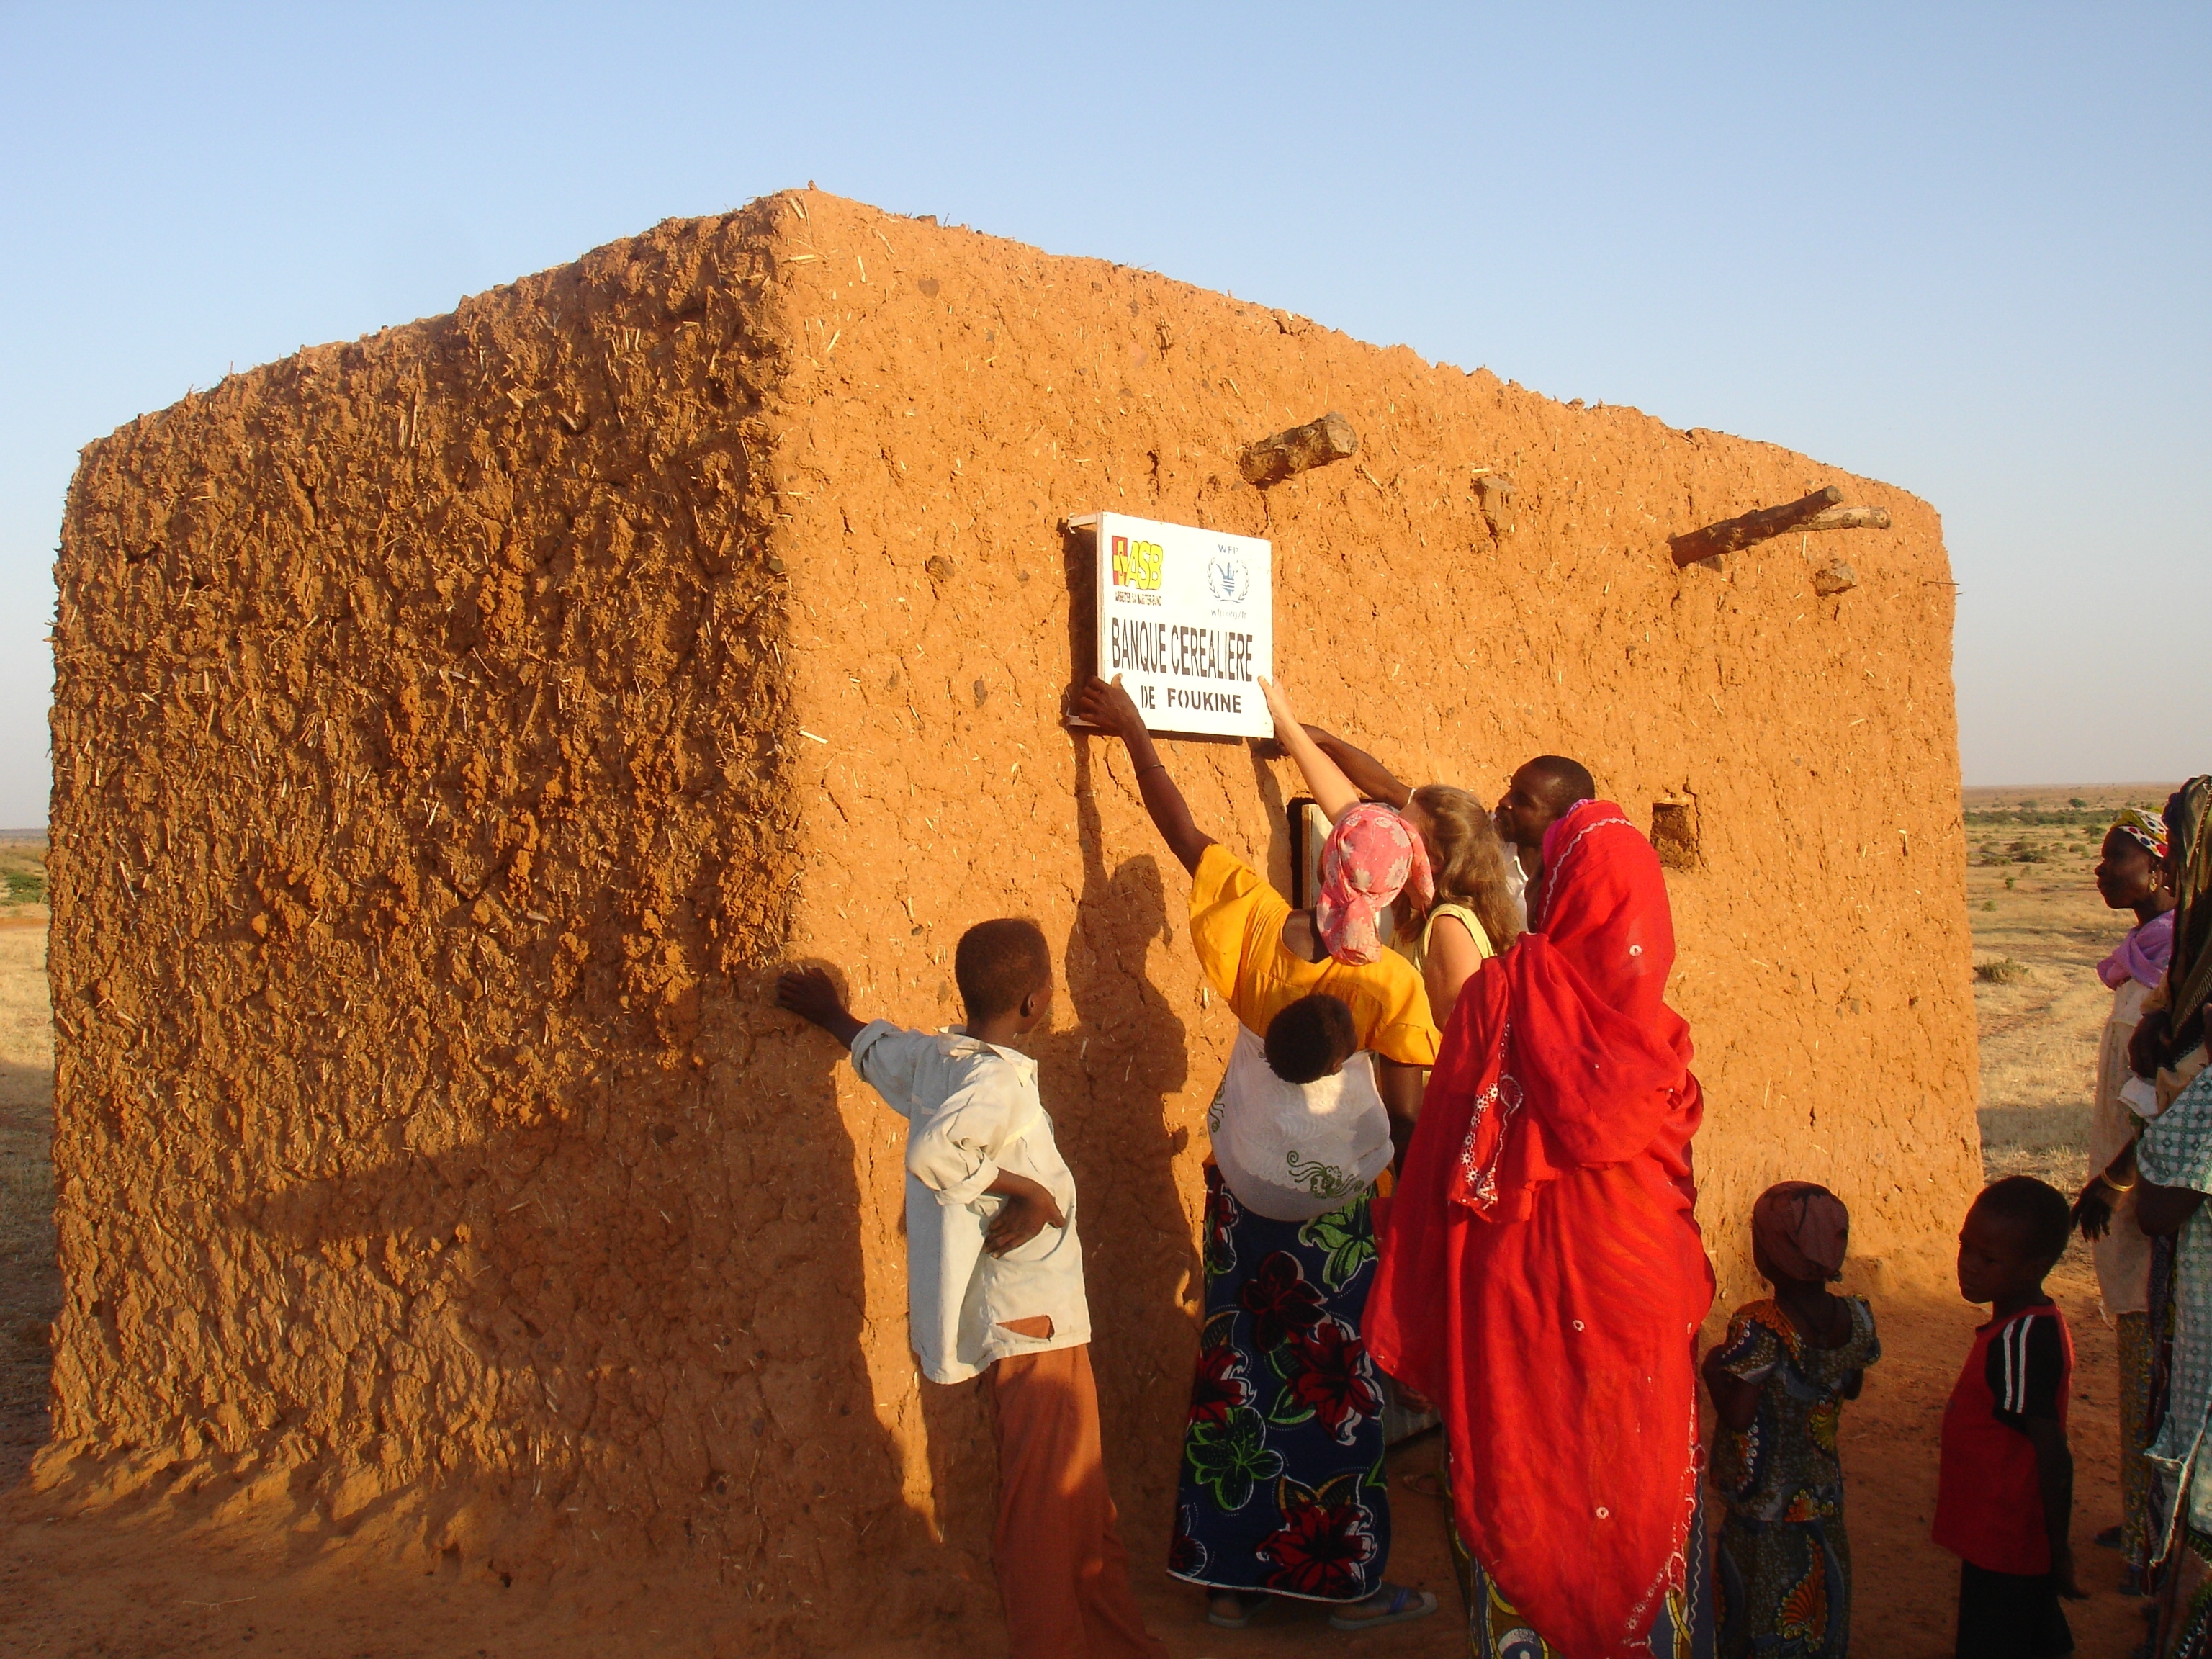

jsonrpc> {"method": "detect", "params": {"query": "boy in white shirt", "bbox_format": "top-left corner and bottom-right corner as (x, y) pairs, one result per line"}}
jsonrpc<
(778, 918), (1166, 1659)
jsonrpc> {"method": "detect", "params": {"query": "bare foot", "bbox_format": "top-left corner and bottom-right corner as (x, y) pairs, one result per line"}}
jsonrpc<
(1207, 1590), (1267, 1627)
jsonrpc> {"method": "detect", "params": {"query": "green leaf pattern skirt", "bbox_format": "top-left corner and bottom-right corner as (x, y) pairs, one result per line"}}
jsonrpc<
(1167, 1165), (1390, 1603)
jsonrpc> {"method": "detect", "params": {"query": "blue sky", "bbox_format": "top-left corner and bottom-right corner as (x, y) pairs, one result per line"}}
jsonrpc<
(2, 3), (2205, 824)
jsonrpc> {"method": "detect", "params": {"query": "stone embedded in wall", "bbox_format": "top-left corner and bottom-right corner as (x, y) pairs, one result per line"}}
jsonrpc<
(1814, 559), (1860, 597)
(1475, 474), (1517, 537)
(1237, 410), (1359, 487)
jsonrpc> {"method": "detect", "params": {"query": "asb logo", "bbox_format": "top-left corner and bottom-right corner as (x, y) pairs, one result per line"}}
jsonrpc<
(1112, 534), (1164, 591)
(1205, 552), (1251, 605)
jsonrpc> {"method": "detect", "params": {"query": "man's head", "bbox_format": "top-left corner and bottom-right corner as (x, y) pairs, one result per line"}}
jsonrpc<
(953, 918), (1055, 1035)
(1956, 1175), (2070, 1306)
(1497, 755), (1596, 857)
(1263, 994), (1358, 1084)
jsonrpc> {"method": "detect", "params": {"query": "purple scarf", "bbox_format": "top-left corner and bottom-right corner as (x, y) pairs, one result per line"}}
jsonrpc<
(2101, 908), (2176, 991)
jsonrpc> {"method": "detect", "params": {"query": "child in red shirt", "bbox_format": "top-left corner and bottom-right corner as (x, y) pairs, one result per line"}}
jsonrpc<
(1933, 1176), (2086, 1659)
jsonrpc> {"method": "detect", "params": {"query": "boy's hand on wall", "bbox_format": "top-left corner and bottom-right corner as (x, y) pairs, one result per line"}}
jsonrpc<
(1076, 675), (1145, 745)
(984, 1170), (1067, 1256)
(776, 967), (866, 1047)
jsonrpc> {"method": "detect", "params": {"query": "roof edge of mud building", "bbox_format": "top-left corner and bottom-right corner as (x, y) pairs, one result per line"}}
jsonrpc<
(81, 182), (1941, 532)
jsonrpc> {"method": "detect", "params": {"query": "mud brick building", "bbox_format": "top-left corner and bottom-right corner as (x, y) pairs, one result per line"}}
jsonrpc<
(45, 190), (1976, 1647)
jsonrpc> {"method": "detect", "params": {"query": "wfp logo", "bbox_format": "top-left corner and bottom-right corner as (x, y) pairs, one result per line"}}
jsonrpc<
(1205, 553), (1251, 606)
(1112, 534), (1163, 592)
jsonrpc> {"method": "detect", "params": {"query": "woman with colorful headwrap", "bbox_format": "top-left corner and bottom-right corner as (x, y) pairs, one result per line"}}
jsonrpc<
(1074, 675), (1441, 1633)
(1702, 1184), (1880, 1658)
(2069, 805), (2177, 1586)
(1366, 796), (1717, 1658)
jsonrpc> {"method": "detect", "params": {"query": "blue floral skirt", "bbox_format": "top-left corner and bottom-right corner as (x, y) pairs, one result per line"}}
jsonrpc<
(1167, 1166), (1390, 1603)
(1714, 1510), (1839, 1658)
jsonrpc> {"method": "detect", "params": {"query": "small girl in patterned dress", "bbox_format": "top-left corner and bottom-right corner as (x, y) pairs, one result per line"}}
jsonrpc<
(1704, 1182), (1881, 1659)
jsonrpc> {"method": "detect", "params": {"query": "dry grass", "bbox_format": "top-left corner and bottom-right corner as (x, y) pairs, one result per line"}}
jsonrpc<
(1965, 783), (2170, 1194)
(0, 835), (53, 1490)
(0, 918), (53, 1492)
(0, 837), (46, 921)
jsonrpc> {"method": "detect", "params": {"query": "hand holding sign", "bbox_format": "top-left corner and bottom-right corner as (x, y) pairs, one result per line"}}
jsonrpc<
(1075, 675), (1146, 744)
(1256, 677), (1362, 822)
(1256, 674), (1300, 739)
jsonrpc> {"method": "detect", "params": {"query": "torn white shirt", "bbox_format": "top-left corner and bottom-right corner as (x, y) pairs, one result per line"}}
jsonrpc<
(850, 1020), (1089, 1383)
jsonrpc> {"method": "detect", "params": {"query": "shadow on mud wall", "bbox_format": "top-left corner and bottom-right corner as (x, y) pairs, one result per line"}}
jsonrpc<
(230, 980), (958, 1627)
(1039, 742), (1197, 1547)
(1246, 745), (1294, 898)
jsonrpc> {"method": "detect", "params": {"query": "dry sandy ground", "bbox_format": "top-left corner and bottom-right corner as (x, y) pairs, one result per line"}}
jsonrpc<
(0, 811), (2172, 1655)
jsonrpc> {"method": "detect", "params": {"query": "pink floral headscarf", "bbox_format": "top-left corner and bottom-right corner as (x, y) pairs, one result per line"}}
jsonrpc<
(1315, 804), (1434, 966)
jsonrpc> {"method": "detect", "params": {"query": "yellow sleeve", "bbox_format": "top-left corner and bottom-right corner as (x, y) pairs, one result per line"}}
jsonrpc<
(1372, 1016), (1442, 1069)
(1359, 953), (1441, 1066)
(1189, 845), (1288, 1028)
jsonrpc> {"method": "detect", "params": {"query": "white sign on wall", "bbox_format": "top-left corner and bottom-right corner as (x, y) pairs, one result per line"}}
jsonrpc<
(1080, 511), (1273, 739)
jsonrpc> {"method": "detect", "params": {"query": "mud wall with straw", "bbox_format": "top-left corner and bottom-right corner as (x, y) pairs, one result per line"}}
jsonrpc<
(43, 189), (1978, 1652)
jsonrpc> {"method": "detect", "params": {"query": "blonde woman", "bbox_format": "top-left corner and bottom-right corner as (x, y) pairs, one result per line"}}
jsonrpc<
(1256, 679), (1520, 1023)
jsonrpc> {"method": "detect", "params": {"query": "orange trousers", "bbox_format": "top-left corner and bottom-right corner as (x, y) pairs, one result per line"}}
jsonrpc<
(987, 1344), (1168, 1659)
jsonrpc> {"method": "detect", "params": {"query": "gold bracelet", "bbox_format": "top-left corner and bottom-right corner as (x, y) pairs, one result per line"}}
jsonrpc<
(2100, 1171), (2140, 1195)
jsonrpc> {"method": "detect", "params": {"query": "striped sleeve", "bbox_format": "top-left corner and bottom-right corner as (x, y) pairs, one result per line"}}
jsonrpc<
(1984, 1310), (2064, 1429)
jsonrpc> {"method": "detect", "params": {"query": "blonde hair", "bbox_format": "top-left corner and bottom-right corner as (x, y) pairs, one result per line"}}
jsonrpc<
(1408, 784), (1523, 953)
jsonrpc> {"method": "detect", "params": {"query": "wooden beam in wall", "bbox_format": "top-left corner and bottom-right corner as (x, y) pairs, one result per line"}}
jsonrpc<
(1669, 486), (1843, 568)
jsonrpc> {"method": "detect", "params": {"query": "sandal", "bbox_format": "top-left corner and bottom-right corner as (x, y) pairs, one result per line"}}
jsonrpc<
(1208, 1591), (1269, 1629)
(1328, 1584), (1439, 1632)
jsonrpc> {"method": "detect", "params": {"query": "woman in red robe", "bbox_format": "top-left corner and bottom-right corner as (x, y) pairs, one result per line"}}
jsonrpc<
(1367, 799), (1716, 1658)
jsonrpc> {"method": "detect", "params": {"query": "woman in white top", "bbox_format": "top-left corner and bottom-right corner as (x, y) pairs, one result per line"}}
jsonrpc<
(1258, 680), (1521, 1023)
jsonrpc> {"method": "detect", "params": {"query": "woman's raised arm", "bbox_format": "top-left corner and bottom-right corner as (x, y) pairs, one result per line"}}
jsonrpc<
(1303, 726), (1413, 810)
(1258, 678), (1362, 822)
(1075, 675), (1217, 876)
